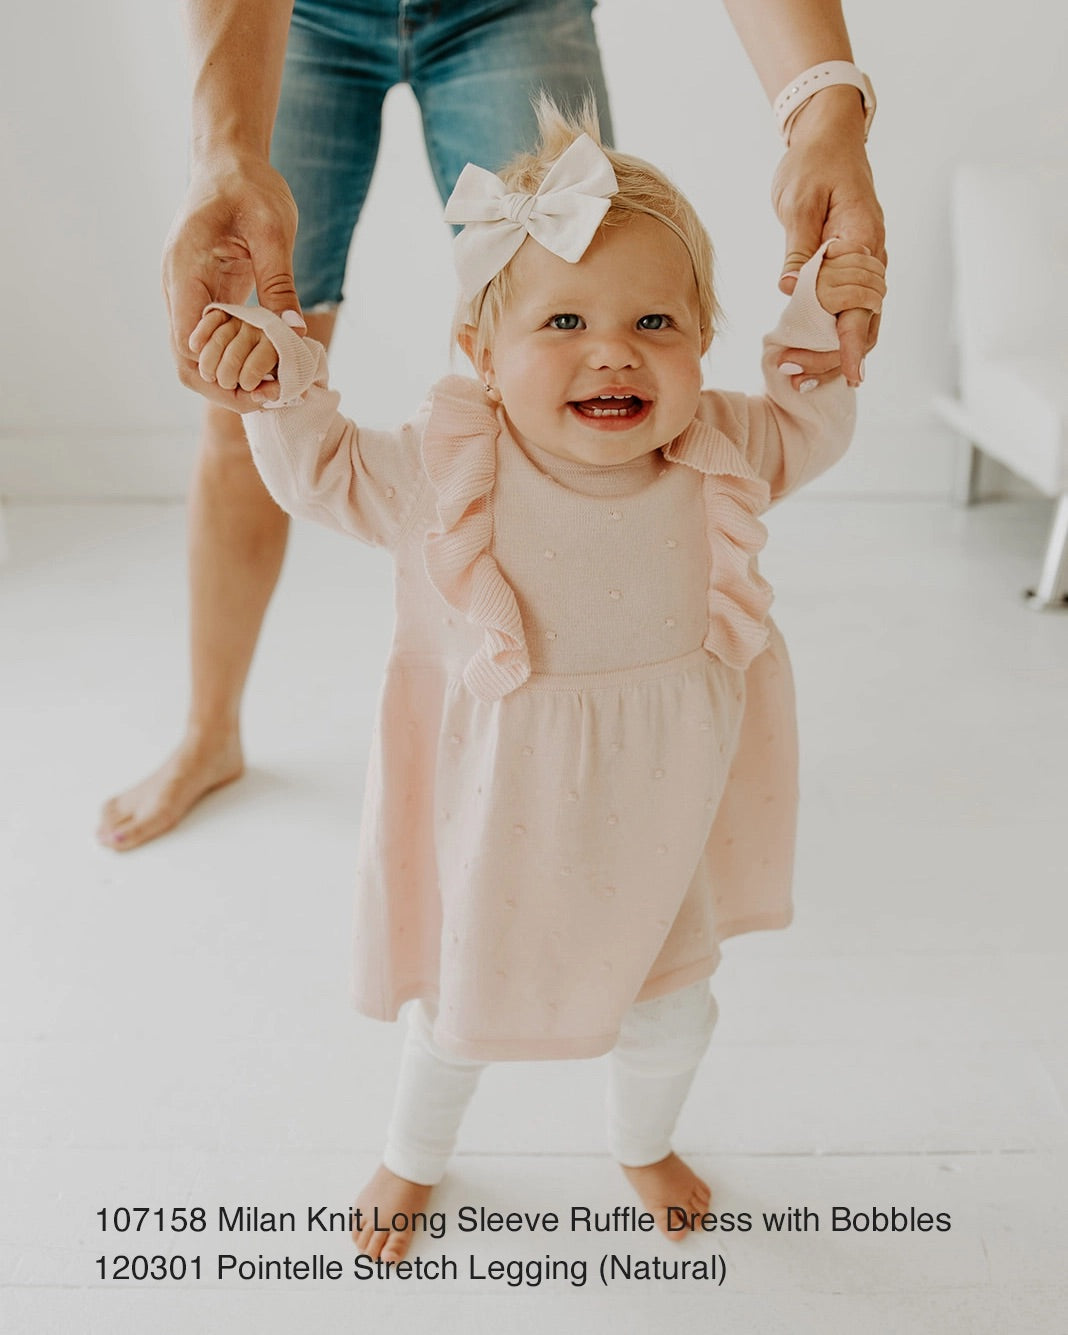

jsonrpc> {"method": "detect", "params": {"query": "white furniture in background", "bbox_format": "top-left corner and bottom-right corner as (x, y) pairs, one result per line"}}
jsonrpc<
(934, 163), (1068, 608)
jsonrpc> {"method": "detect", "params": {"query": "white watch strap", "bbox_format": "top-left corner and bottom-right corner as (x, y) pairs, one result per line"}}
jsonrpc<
(774, 61), (876, 145)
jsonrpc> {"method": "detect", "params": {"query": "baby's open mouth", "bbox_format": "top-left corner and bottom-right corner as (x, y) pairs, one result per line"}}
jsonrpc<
(571, 394), (647, 418)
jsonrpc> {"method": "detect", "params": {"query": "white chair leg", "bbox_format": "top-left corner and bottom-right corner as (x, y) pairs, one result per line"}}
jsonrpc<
(1026, 493), (1068, 609)
(952, 440), (981, 507)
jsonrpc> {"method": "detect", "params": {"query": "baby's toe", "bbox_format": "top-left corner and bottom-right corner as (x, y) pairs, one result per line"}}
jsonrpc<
(353, 1223), (378, 1257)
(380, 1231), (410, 1263)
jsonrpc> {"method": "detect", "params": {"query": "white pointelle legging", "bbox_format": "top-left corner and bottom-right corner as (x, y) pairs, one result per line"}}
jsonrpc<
(383, 980), (718, 1185)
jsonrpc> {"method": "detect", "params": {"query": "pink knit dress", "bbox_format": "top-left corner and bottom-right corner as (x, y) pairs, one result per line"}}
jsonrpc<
(221, 254), (854, 1061)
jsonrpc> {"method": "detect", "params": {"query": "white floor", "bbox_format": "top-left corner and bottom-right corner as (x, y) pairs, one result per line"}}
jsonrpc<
(2, 497), (1067, 1334)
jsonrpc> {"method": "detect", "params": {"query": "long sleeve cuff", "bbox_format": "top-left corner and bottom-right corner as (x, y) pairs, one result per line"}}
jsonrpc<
(770, 241), (840, 352)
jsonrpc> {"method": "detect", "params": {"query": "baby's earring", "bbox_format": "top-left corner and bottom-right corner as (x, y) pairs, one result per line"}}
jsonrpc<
(483, 382), (502, 404)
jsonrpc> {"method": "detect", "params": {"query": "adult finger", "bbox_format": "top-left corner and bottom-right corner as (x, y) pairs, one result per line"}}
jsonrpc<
(164, 265), (215, 366)
(836, 308), (872, 386)
(777, 201), (826, 295)
(823, 238), (871, 261)
(251, 235), (306, 332)
(777, 348), (841, 393)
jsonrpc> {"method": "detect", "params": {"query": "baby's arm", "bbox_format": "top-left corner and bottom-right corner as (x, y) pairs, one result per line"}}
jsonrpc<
(698, 242), (883, 501)
(186, 304), (425, 546)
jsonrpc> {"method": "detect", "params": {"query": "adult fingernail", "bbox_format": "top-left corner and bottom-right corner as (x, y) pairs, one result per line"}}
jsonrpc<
(859, 358), (866, 383)
(799, 379), (819, 394)
(281, 310), (307, 330)
(779, 362), (804, 375)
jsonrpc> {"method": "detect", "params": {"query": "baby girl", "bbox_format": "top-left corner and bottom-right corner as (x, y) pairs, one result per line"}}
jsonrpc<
(185, 98), (885, 1262)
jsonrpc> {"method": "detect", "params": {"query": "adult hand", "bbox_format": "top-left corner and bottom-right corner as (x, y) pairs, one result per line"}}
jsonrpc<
(771, 89), (886, 388)
(163, 151), (304, 404)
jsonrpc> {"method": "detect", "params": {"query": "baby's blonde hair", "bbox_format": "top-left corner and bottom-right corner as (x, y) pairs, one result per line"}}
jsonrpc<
(457, 94), (722, 368)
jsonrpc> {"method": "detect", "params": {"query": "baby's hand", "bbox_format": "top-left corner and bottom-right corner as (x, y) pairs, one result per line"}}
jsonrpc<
(778, 241), (886, 394)
(186, 309), (283, 412)
(814, 241), (887, 321)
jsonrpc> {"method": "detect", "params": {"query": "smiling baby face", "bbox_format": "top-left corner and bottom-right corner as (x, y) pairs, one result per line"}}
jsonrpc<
(475, 214), (704, 467)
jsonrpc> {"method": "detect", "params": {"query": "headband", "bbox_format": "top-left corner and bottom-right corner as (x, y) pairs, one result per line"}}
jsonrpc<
(444, 133), (619, 299)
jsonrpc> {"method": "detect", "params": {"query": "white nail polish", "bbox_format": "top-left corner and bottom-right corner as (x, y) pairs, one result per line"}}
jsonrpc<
(799, 378), (819, 394)
(779, 362), (804, 375)
(281, 310), (307, 329)
(859, 358), (866, 383)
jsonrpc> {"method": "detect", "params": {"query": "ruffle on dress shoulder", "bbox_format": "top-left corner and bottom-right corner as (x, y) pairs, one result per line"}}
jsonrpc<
(422, 376), (531, 701)
(664, 418), (774, 670)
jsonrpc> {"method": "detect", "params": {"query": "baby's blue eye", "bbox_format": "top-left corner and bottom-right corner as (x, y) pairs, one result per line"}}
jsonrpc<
(548, 314), (582, 330)
(637, 314), (671, 330)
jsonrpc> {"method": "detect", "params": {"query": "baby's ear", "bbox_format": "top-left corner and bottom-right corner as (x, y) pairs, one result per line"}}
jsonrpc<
(457, 324), (493, 378)
(457, 324), (478, 366)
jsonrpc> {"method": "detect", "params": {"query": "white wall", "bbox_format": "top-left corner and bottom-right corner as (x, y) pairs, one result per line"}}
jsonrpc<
(1, 1), (1065, 498)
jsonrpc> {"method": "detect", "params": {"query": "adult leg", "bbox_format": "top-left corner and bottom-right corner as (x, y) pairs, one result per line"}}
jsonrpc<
(98, 3), (393, 848)
(96, 328), (330, 851)
(607, 981), (718, 1237)
(410, 0), (614, 202)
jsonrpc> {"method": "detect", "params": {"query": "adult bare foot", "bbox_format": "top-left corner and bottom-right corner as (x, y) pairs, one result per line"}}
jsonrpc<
(96, 729), (244, 850)
(353, 1164), (434, 1262)
(621, 1152), (711, 1240)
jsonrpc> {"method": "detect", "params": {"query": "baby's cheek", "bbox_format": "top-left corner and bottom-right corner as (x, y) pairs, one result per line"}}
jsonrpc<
(676, 357), (704, 414)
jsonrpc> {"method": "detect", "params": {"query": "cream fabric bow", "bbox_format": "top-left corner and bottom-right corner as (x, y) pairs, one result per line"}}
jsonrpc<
(444, 133), (619, 299)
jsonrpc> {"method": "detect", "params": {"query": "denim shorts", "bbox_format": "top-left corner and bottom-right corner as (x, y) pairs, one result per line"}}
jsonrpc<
(272, 0), (613, 308)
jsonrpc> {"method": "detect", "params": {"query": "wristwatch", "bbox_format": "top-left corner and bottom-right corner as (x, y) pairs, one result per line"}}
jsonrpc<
(774, 61), (876, 145)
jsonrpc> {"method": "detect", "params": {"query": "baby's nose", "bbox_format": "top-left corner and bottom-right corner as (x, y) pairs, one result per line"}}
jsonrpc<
(586, 332), (641, 370)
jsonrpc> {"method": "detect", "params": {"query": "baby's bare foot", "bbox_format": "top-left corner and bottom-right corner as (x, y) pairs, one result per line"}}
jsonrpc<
(353, 1165), (434, 1262)
(621, 1153), (711, 1240)
(96, 730), (244, 851)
